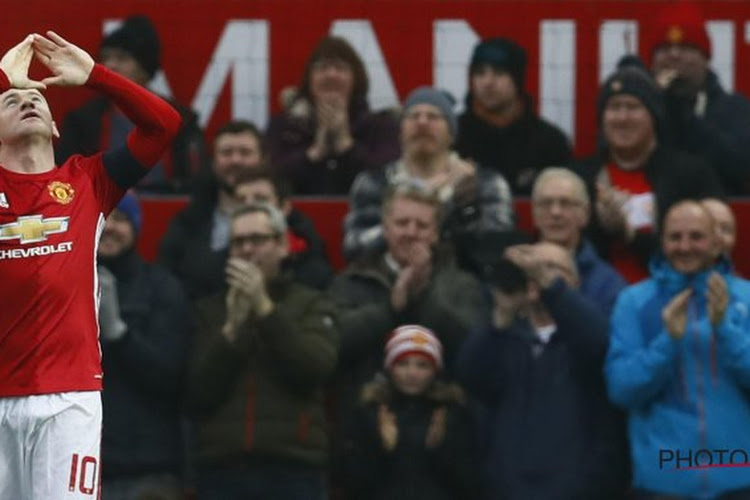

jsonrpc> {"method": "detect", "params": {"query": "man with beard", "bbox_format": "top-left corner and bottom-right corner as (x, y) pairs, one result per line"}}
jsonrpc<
(97, 192), (191, 500)
(646, 2), (750, 195)
(343, 86), (514, 261)
(159, 120), (264, 299)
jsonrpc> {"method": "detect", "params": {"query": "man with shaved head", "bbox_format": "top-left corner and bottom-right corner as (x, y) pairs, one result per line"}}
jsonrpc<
(606, 201), (750, 499)
(457, 241), (629, 499)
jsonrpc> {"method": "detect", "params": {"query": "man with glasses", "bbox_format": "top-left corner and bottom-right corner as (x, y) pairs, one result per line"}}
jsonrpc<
(532, 167), (626, 315)
(343, 86), (514, 261)
(185, 203), (339, 500)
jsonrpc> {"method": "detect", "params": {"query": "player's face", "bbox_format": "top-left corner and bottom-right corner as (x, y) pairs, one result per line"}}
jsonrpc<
(662, 203), (718, 275)
(401, 103), (453, 159)
(213, 132), (263, 192)
(98, 209), (136, 258)
(471, 65), (519, 112)
(229, 212), (288, 280)
(602, 94), (655, 153)
(383, 197), (439, 266)
(389, 354), (436, 396)
(0, 89), (57, 142)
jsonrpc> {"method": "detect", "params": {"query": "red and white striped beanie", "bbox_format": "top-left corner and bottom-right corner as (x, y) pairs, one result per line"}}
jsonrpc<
(384, 325), (443, 370)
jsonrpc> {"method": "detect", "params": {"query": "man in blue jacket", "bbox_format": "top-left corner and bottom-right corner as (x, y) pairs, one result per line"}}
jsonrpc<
(605, 200), (750, 499)
(457, 242), (629, 499)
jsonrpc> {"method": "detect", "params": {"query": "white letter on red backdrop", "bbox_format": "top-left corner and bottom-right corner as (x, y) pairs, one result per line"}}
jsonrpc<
(191, 21), (269, 128)
(540, 20), (576, 144)
(433, 20), (479, 114)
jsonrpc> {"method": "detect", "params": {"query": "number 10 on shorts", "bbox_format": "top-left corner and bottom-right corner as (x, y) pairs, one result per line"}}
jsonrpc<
(68, 453), (97, 495)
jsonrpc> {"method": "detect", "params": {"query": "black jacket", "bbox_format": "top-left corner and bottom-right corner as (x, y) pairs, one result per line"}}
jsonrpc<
(663, 70), (750, 195)
(344, 374), (478, 500)
(99, 250), (192, 478)
(456, 279), (629, 500)
(456, 96), (571, 195)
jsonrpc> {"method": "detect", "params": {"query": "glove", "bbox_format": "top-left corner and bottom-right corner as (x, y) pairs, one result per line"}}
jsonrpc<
(98, 265), (127, 341)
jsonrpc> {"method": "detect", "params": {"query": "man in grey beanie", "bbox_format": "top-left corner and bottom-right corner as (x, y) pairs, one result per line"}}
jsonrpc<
(342, 85), (515, 261)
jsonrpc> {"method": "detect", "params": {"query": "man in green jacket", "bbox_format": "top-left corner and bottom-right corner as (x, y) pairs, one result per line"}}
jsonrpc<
(186, 203), (339, 500)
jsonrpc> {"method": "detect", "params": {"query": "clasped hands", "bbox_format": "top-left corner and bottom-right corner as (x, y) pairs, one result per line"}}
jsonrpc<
(662, 272), (729, 339)
(222, 258), (274, 341)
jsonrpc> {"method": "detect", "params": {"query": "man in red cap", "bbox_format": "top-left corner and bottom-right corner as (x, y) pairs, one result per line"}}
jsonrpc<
(647, 1), (750, 195)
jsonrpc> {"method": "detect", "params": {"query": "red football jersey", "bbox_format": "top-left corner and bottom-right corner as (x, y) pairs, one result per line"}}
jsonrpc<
(0, 154), (124, 396)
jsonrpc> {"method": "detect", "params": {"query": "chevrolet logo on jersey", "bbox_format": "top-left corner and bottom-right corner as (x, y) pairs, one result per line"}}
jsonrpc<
(0, 215), (70, 244)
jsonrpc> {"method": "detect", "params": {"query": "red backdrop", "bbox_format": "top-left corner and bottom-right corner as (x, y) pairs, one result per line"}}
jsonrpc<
(4, 0), (750, 156)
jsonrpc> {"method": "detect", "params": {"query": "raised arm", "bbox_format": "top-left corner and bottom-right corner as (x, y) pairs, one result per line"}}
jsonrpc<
(34, 31), (180, 180)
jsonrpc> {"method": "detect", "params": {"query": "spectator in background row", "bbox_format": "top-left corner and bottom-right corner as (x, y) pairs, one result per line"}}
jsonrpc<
(531, 167), (626, 315)
(186, 203), (339, 500)
(344, 325), (478, 500)
(56, 15), (207, 193)
(457, 243), (629, 500)
(265, 36), (400, 195)
(344, 86), (514, 261)
(233, 168), (333, 289)
(456, 38), (571, 196)
(605, 201), (750, 499)
(97, 193), (191, 500)
(159, 120), (263, 299)
(646, 1), (750, 195)
(570, 60), (722, 283)
(701, 197), (737, 256)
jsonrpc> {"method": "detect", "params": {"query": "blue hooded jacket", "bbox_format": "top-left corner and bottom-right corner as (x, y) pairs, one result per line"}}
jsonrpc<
(605, 256), (750, 498)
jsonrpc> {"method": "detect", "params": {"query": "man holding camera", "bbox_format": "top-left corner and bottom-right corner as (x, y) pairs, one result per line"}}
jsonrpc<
(457, 242), (629, 500)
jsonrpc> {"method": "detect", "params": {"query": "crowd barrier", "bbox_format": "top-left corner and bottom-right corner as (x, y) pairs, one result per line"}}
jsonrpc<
(137, 196), (750, 277)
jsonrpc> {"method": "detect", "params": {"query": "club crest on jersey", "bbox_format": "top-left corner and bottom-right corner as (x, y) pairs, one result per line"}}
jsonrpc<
(0, 215), (70, 244)
(0, 193), (8, 209)
(48, 181), (75, 205)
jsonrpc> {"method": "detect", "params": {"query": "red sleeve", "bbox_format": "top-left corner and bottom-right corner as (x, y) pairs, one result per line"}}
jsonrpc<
(85, 64), (181, 167)
(0, 69), (10, 92)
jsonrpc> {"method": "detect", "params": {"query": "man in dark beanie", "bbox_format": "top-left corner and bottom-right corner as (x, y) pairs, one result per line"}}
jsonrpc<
(569, 61), (722, 283)
(97, 191), (192, 500)
(456, 37), (571, 196)
(644, 1), (750, 195)
(56, 15), (207, 194)
(99, 15), (161, 84)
